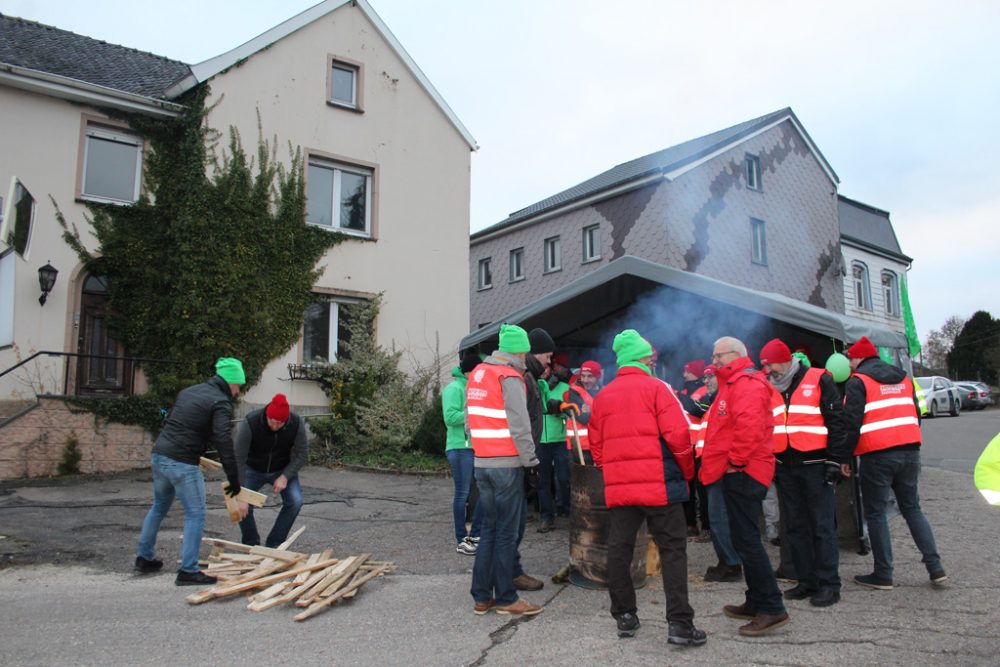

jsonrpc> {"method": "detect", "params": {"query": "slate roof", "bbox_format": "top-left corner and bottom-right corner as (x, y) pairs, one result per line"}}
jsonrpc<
(0, 13), (190, 99)
(837, 195), (911, 262)
(472, 107), (834, 240)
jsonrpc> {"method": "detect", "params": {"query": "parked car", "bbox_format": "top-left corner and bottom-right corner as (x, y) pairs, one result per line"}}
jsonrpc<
(915, 376), (962, 417)
(955, 383), (987, 410)
(955, 381), (995, 409)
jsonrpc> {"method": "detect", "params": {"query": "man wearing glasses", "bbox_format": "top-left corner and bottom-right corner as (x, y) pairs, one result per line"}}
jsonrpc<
(700, 337), (789, 636)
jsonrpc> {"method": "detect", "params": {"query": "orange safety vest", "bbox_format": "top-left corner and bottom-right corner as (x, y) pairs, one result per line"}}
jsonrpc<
(564, 384), (594, 451)
(690, 385), (708, 403)
(771, 367), (829, 453)
(690, 415), (707, 458)
(466, 362), (526, 458)
(854, 373), (921, 455)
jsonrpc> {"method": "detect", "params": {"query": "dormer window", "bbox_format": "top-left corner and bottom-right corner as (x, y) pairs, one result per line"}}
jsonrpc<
(328, 57), (363, 111)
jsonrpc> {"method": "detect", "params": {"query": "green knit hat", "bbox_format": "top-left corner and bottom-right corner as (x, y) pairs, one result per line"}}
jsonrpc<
(215, 357), (246, 385)
(498, 323), (530, 354)
(613, 329), (653, 366)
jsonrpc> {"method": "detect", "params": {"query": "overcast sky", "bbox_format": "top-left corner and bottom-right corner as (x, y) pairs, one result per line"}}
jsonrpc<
(3, 0), (998, 341)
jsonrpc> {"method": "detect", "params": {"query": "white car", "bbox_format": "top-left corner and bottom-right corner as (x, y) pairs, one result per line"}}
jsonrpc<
(915, 376), (962, 418)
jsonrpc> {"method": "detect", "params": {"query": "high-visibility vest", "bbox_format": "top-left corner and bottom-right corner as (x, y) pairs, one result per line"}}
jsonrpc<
(771, 367), (829, 453)
(466, 362), (526, 458)
(914, 380), (928, 416)
(690, 385), (708, 403)
(854, 373), (922, 455)
(690, 415), (707, 457)
(564, 384), (593, 451)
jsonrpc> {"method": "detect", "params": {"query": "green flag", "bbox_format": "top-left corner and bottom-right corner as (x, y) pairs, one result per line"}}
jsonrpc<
(901, 274), (921, 358)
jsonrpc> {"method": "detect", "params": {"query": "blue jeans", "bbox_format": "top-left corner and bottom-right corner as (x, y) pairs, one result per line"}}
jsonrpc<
(723, 472), (785, 615)
(446, 449), (483, 543)
(239, 468), (304, 548)
(707, 481), (741, 566)
(775, 463), (840, 590)
(137, 453), (206, 573)
(471, 467), (524, 606)
(536, 442), (570, 521)
(859, 448), (942, 580)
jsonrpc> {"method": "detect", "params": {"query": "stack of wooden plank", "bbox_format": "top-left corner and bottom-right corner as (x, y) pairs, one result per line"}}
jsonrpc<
(184, 527), (396, 621)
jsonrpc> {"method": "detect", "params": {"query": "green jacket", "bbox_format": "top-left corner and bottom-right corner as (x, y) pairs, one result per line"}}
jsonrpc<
(540, 378), (570, 444)
(442, 366), (470, 451)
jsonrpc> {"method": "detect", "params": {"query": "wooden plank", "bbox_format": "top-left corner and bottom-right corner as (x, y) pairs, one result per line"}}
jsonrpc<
(201, 538), (305, 562)
(201, 557), (338, 600)
(293, 566), (388, 621)
(295, 555), (366, 606)
(292, 552), (322, 584)
(276, 526), (307, 551)
(222, 483), (242, 523)
(247, 559), (341, 612)
(199, 456), (223, 472)
(221, 481), (267, 509)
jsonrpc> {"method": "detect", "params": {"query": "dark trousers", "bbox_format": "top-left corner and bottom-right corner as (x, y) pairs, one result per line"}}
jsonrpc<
(723, 472), (786, 615)
(775, 463), (840, 590)
(607, 503), (694, 626)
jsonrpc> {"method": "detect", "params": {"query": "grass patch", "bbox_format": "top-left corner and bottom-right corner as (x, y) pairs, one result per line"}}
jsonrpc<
(333, 450), (449, 474)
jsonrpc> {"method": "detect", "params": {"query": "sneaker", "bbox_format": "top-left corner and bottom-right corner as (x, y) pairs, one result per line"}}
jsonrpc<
(929, 570), (948, 586)
(809, 588), (841, 607)
(722, 603), (756, 620)
(537, 519), (555, 533)
(782, 583), (817, 600)
(175, 570), (217, 586)
(496, 598), (544, 616)
(854, 573), (893, 590)
(473, 599), (495, 615)
(717, 564), (743, 582)
(467, 536), (480, 544)
(668, 622), (707, 647)
(616, 612), (640, 638)
(513, 574), (544, 591)
(134, 556), (163, 573)
(456, 538), (477, 556)
(738, 612), (790, 637)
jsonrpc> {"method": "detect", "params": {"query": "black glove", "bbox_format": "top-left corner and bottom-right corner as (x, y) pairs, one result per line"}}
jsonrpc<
(225, 478), (242, 497)
(824, 461), (843, 486)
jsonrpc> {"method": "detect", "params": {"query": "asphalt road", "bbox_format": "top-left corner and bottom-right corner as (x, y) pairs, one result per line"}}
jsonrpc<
(918, 406), (1000, 473)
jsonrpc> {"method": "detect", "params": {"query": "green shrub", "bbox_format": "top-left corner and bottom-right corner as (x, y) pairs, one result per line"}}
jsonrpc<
(57, 433), (82, 476)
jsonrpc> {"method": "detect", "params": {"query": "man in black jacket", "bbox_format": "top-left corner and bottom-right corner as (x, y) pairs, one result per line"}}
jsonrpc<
(235, 393), (309, 548)
(136, 357), (246, 586)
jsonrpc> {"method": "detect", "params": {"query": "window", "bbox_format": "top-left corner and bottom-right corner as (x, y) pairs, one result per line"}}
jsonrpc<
(328, 58), (362, 109)
(543, 236), (561, 273)
(582, 225), (601, 262)
(82, 123), (142, 203)
(303, 297), (363, 363)
(882, 271), (900, 317)
(307, 159), (373, 236)
(852, 262), (872, 311)
(509, 248), (524, 282)
(0, 249), (13, 346)
(750, 218), (767, 265)
(6, 181), (35, 258)
(745, 154), (762, 191)
(477, 258), (492, 290)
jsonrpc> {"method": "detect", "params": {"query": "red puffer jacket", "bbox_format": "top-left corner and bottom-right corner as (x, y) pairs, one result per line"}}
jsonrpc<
(699, 356), (775, 488)
(590, 367), (694, 508)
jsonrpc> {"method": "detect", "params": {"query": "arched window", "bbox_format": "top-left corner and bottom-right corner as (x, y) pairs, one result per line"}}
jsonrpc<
(881, 270), (899, 317)
(852, 262), (872, 311)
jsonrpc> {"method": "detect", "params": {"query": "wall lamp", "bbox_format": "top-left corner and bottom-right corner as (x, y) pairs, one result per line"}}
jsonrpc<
(38, 262), (58, 305)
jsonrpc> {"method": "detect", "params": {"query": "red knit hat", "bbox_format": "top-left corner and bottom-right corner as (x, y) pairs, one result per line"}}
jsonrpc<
(683, 359), (706, 378)
(847, 336), (878, 360)
(552, 352), (571, 368)
(703, 364), (717, 376)
(759, 338), (792, 365)
(266, 393), (290, 423)
(580, 360), (602, 376)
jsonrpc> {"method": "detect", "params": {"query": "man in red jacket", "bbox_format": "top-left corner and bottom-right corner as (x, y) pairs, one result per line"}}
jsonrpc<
(590, 329), (707, 647)
(701, 336), (789, 637)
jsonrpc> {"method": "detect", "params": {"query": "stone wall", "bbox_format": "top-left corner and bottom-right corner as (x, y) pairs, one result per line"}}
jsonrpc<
(0, 397), (152, 480)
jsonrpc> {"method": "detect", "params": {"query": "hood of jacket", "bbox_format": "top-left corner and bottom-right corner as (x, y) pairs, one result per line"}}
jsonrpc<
(855, 357), (906, 384)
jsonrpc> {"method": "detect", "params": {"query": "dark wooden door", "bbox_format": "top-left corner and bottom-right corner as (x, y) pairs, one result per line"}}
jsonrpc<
(76, 275), (127, 394)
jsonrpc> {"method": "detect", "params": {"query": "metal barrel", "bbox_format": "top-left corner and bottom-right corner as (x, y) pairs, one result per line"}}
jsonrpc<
(568, 462), (647, 589)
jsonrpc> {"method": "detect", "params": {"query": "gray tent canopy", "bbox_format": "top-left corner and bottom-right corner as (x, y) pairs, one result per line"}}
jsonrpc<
(460, 256), (906, 362)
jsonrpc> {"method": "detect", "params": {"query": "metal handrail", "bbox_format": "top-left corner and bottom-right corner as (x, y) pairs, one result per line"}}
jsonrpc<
(0, 350), (185, 396)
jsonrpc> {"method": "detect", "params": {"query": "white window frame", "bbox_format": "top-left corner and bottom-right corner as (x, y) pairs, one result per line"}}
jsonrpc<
(750, 218), (767, 265)
(477, 257), (492, 290)
(509, 248), (524, 283)
(81, 123), (143, 204)
(307, 159), (373, 237)
(582, 225), (601, 263)
(0, 248), (14, 347)
(303, 297), (366, 363)
(852, 261), (872, 311)
(745, 153), (762, 191)
(543, 236), (561, 274)
(882, 270), (899, 317)
(329, 60), (359, 108)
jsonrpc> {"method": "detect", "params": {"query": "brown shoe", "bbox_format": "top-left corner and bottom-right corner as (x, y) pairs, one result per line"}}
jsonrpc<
(496, 598), (544, 616)
(473, 599), (495, 615)
(513, 574), (544, 591)
(738, 612), (790, 636)
(722, 603), (756, 620)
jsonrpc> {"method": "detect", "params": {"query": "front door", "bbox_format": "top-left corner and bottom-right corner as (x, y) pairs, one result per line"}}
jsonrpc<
(76, 274), (129, 394)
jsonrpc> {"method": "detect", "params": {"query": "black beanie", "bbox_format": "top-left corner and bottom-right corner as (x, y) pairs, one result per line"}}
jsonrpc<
(459, 351), (479, 374)
(528, 328), (555, 354)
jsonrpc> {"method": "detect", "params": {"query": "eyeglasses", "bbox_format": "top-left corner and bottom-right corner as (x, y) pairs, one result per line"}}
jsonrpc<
(711, 350), (738, 361)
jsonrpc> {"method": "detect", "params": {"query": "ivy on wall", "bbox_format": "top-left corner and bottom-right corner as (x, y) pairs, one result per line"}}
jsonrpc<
(58, 87), (343, 403)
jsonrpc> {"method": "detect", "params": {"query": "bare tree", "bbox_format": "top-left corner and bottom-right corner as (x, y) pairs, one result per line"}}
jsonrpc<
(922, 315), (966, 371)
